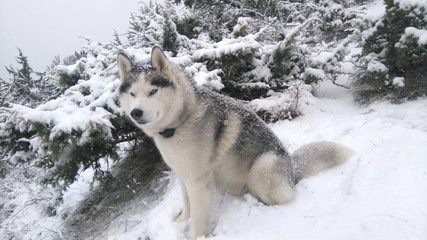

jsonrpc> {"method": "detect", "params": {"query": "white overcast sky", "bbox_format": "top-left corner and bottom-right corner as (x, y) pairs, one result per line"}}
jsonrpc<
(0, 0), (144, 80)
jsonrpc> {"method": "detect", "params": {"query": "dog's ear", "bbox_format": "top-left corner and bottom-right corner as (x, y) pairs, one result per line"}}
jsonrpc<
(151, 46), (171, 74)
(117, 52), (132, 80)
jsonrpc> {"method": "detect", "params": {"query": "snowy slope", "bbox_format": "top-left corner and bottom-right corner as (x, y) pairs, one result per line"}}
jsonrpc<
(1, 80), (426, 240)
(100, 82), (427, 240)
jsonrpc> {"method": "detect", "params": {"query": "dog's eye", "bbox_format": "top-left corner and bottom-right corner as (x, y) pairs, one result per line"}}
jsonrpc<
(130, 92), (135, 97)
(149, 89), (158, 96)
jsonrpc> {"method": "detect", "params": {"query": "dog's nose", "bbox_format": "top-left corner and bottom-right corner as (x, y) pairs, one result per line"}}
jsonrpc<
(130, 108), (143, 120)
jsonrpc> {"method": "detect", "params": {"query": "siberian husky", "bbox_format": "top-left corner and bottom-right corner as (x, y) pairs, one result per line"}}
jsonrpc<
(117, 46), (353, 239)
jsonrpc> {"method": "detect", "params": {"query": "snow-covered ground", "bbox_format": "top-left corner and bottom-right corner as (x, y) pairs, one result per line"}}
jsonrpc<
(95, 82), (426, 240)
(1, 81), (426, 240)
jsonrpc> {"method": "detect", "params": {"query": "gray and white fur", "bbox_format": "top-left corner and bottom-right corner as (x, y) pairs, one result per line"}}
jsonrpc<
(117, 47), (353, 240)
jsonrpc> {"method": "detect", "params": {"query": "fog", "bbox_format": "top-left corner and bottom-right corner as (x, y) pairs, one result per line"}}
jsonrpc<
(0, 0), (142, 80)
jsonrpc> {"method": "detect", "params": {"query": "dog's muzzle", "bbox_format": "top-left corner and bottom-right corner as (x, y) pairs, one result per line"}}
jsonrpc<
(130, 108), (146, 124)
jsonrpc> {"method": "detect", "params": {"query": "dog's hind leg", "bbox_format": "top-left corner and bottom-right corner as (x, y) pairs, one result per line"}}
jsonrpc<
(248, 153), (295, 205)
(174, 179), (190, 222)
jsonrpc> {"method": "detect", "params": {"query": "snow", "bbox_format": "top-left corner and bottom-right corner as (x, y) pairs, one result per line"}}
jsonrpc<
(3, 78), (426, 240)
(392, 77), (405, 87)
(101, 83), (426, 240)
(188, 64), (225, 90)
(367, 59), (388, 72)
(311, 51), (335, 66)
(192, 38), (261, 60)
(305, 67), (326, 80)
(402, 27), (427, 45)
(232, 17), (253, 36)
(395, 0), (427, 11)
(364, 0), (386, 22)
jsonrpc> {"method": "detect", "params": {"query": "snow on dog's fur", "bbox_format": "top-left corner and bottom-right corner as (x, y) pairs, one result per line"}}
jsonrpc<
(118, 46), (353, 240)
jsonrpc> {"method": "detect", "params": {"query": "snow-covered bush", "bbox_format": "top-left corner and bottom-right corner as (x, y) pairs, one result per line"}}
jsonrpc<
(0, 49), (61, 108)
(0, 42), (134, 198)
(354, 0), (427, 103)
(175, 0), (360, 102)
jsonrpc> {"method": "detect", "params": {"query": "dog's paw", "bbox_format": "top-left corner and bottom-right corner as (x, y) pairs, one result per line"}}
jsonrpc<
(174, 210), (190, 222)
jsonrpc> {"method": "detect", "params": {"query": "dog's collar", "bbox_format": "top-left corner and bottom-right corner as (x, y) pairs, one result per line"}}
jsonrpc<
(159, 128), (175, 138)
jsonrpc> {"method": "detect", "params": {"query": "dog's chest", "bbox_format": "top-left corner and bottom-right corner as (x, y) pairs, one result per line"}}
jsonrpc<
(153, 130), (214, 176)
(155, 137), (185, 166)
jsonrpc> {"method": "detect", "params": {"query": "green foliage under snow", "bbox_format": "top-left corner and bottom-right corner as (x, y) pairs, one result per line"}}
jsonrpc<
(354, 0), (427, 103)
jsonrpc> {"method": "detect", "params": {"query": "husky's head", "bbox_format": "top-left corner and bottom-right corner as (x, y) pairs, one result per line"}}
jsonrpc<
(117, 47), (189, 134)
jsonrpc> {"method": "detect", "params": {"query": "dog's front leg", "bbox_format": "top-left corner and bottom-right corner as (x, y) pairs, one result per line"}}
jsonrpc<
(187, 176), (214, 240)
(174, 179), (190, 222)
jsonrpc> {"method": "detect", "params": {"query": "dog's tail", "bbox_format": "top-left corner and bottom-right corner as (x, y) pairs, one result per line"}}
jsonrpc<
(291, 141), (354, 183)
